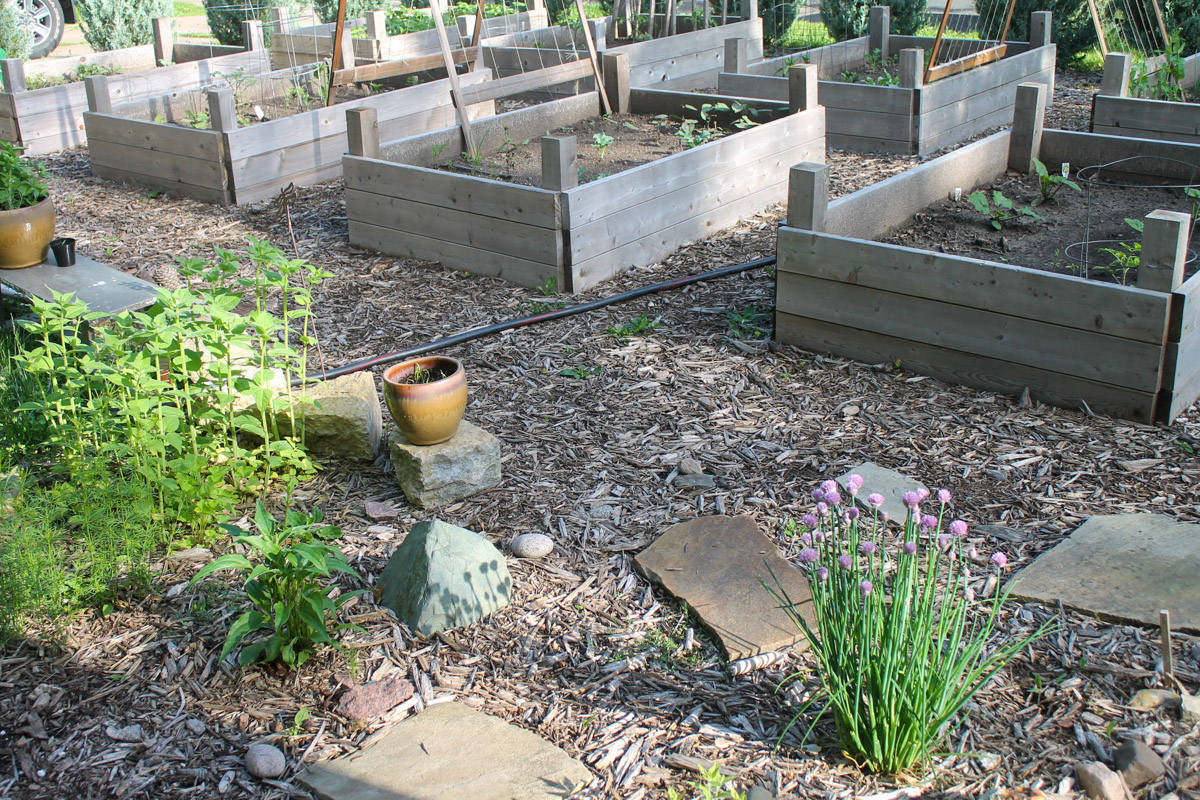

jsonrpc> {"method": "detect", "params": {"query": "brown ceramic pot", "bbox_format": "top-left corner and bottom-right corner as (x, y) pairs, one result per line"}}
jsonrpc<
(382, 356), (467, 445)
(0, 196), (55, 269)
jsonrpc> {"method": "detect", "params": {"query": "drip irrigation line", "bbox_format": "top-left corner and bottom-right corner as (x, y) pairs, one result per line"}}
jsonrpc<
(299, 255), (775, 384)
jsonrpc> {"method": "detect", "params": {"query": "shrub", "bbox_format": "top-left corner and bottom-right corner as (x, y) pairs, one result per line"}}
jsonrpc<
(0, 0), (32, 62)
(190, 501), (363, 668)
(312, 0), (377, 25)
(205, 0), (299, 47)
(769, 478), (1051, 774)
(974, 0), (1095, 65)
(75, 0), (174, 52)
(818, 0), (924, 39)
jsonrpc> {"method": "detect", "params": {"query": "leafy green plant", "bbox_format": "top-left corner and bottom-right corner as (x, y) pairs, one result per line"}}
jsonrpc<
(286, 706), (311, 736)
(537, 277), (557, 296)
(1097, 217), (1144, 285)
(183, 109), (211, 128)
(190, 500), (362, 669)
(76, 0), (174, 52)
(726, 305), (770, 339)
(1032, 157), (1080, 205)
(839, 69), (861, 83)
(0, 142), (49, 211)
(768, 478), (1052, 774)
(820, 0), (925, 39)
(675, 119), (717, 149)
(968, 189), (1043, 230)
(974, 0), (1096, 66)
(559, 364), (602, 379)
(592, 132), (614, 159)
(666, 764), (746, 800)
(864, 48), (885, 69)
(205, 0), (298, 47)
(607, 314), (662, 343)
(865, 73), (899, 86)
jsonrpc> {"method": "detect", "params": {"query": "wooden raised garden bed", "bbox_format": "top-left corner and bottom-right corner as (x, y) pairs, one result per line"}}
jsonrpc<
(0, 19), (271, 156)
(716, 8), (1055, 154)
(775, 83), (1200, 423)
(342, 66), (822, 292)
(1091, 50), (1200, 144)
(81, 66), (493, 206)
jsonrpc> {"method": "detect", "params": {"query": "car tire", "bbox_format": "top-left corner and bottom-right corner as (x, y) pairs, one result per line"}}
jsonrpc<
(24, 0), (66, 60)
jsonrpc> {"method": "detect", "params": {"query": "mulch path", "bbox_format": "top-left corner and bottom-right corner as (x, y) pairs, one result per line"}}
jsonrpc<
(2, 68), (1199, 800)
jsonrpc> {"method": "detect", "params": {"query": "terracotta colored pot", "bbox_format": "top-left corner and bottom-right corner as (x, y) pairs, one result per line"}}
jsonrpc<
(0, 196), (55, 269)
(382, 357), (467, 445)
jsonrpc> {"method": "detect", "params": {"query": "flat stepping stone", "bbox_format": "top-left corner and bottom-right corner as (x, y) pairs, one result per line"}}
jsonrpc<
(297, 701), (591, 800)
(1009, 513), (1200, 633)
(837, 462), (928, 525)
(633, 515), (814, 660)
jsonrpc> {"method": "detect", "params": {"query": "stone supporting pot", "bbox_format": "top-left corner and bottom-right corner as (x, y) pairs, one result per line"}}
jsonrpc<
(382, 356), (467, 446)
(0, 196), (54, 269)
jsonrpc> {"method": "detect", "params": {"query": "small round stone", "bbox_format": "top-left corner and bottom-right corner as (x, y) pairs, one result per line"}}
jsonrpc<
(510, 533), (554, 559)
(245, 743), (286, 779)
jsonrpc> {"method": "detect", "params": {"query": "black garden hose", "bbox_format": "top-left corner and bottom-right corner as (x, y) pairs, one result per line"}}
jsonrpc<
(300, 255), (775, 384)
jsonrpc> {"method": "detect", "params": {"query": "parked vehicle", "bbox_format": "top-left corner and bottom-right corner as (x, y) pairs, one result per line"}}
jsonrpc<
(20, 0), (74, 59)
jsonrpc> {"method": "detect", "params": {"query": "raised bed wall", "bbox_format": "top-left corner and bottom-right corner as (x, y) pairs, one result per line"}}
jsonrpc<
(0, 32), (270, 156)
(82, 70), (492, 205)
(344, 88), (822, 291)
(775, 85), (1200, 423)
(1091, 51), (1200, 144)
(717, 13), (1054, 153)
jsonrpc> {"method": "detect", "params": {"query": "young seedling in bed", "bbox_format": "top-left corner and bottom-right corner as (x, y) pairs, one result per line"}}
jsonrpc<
(592, 132), (614, 160)
(968, 190), (1042, 230)
(865, 48), (885, 69)
(183, 109), (210, 129)
(1032, 158), (1080, 205)
(866, 73), (899, 86)
(1098, 218), (1143, 285)
(840, 69), (861, 83)
(607, 314), (662, 344)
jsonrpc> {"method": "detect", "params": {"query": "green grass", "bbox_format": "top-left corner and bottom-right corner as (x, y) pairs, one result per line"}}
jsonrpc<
(914, 23), (979, 39)
(776, 18), (835, 50)
(173, 1), (205, 15)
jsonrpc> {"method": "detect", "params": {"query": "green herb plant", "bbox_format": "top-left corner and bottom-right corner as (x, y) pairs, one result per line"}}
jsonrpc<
(666, 764), (745, 800)
(1032, 157), (1080, 205)
(968, 189), (1043, 230)
(768, 478), (1052, 774)
(559, 364), (602, 379)
(726, 305), (770, 339)
(190, 500), (363, 669)
(606, 314), (662, 344)
(592, 132), (615, 159)
(1097, 217), (1144, 285)
(184, 109), (211, 128)
(0, 142), (48, 211)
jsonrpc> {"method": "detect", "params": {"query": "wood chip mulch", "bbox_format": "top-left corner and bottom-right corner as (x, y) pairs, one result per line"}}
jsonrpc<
(2, 70), (1198, 800)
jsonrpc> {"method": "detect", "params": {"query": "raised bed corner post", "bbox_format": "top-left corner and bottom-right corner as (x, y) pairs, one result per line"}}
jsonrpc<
(1029, 10), (1051, 49)
(602, 52), (631, 114)
(541, 135), (578, 191)
(898, 48), (923, 89)
(152, 17), (173, 66)
(1140, 210), (1192, 293)
(207, 87), (237, 132)
(788, 64), (819, 114)
(787, 163), (828, 232)
(740, 0), (758, 21)
(83, 75), (112, 114)
(346, 107), (381, 159)
(1008, 81), (1047, 174)
(365, 10), (386, 41)
(0, 58), (25, 93)
(725, 37), (747, 74)
(1100, 52), (1133, 98)
(869, 6), (890, 58)
(242, 19), (266, 52)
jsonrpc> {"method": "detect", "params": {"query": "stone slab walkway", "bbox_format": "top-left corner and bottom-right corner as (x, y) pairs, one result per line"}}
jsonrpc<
(1008, 513), (1200, 633)
(837, 462), (928, 527)
(297, 701), (591, 800)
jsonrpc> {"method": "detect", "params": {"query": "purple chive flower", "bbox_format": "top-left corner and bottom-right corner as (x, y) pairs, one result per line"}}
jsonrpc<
(903, 541), (917, 556)
(800, 532), (813, 546)
(950, 519), (968, 537)
(798, 548), (819, 564)
(838, 554), (853, 570)
(962, 567), (972, 579)
(991, 552), (1009, 568)
(920, 514), (938, 530)
(847, 474), (864, 496)
(825, 490), (843, 506)
(867, 493), (884, 508)
(965, 588), (976, 602)
(817, 502), (830, 517)
(918, 487), (930, 501)
(816, 567), (830, 582)
(821, 479), (838, 493)
(801, 514), (818, 529)
(880, 511), (890, 524)
(902, 491), (921, 509)
(846, 507), (860, 521)
(968, 546), (979, 560)
(859, 580), (873, 596)
(938, 534), (951, 551)
(937, 488), (952, 504)
(859, 541), (876, 555)
(813, 529), (826, 542)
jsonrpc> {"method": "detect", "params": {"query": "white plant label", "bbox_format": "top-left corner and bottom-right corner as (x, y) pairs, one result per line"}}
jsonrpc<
(1061, 162), (1069, 177)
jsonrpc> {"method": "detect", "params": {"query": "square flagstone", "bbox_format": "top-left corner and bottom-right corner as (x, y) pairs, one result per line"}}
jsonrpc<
(633, 515), (814, 660)
(838, 462), (928, 526)
(388, 420), (501, 508)
(1008, 514), (1200, 633)
(297, 701), (591, 800)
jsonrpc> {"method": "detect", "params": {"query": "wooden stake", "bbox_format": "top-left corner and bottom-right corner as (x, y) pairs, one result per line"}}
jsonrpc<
(429, 0), (478, 159)
(1086, 0), (1108, 57)
(575, 0), (611, 114)
(468, 0), (487, 71)
(1148, 0), (1170, 52)
(1160, 609), (1174, 682)
(326, 0), (348, 106)
(997, 0), (1018, 47)
(924, 0), (954, 84)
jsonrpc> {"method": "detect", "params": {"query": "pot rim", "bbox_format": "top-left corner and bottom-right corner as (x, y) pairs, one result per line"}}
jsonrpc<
(1, 195), (53, 215)
(382, 356), (463, 387)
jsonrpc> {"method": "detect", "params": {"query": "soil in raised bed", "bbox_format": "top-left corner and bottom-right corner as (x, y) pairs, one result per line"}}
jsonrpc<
(878, 171), (1200, 285)
(438, 110), (747, 186)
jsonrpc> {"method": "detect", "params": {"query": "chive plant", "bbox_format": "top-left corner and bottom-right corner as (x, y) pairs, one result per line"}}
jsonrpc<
(770, 477), (1050, 775)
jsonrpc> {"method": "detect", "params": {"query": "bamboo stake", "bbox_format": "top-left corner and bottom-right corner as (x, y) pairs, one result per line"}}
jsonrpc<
(575, 0), (611, 114)
(429, 0), (478, 159)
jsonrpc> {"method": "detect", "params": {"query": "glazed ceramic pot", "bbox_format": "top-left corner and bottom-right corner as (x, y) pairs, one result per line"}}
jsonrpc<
(0, 196), (55, 269)
(381, 356), (467, 445)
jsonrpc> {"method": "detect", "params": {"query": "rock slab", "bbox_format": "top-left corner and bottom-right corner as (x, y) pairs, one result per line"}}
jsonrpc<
(837, 462), (928, 526)
(1113, 738), (1164, 789)
(1008, 514), (1200, 632)
(278, 371), (383, 462)
(297, 701), (591, 800)
(633, 516), (815, 660)
(336, 676), (415, 721)
(376, 520), (511, 636)
(1075, 761), (1125, 800)
(388, 420), (501, 508)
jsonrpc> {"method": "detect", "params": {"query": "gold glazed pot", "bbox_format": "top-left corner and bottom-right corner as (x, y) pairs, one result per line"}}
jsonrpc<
(382, 356), (468, 445)
(0, 196), (55, 269)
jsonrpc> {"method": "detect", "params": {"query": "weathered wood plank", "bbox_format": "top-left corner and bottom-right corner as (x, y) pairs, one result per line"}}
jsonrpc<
(919, 99), (1035, 154)
(776, 311), (1159, 422)
(1040, 130), (1200, 182)
(827, 130), (915, 153)
(778, 228), (1172, 345)
(922, 44), (1054, 110)
(460, 60), (593, 104)
(776, 255), (1164, 392)
(88, 137), (229, 191)
(349, 218), (561, 288)
(1092, 95), (1200, 144)
(926, 43), (1007, 82)
(610, 18), (761, 65)
(91, 163), (232, 205)
(743, 37), (868, 78)
(715, 73), (916, 114)
(83, 111), (223, 159)
(344, 156), (562, 228)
